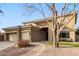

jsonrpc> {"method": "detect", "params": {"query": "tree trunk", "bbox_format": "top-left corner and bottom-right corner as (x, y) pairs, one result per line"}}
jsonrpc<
(56, 27), (59, 47)
(52, 30), (56, 47)
(53, 11), (59, 47)
(52, 26), (59, 47)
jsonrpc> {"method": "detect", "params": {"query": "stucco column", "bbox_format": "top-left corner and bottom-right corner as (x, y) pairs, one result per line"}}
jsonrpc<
(17, 26), (22, 40)
(48, 27), (53, 42)
(29, 28), (31, 42)
(4, 33), (7, 41)
(69, 31), (75, 42)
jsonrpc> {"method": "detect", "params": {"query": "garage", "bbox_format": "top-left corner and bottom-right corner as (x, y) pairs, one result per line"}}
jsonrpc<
(9, 33), (18, 41)
(22, 32), (30, 40)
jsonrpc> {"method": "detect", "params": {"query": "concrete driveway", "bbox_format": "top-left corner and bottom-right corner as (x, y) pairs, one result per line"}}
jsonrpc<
(0, 41), (14, 50)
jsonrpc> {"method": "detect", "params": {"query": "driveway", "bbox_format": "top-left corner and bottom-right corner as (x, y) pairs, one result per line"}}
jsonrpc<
(0, 41), (14, 50)
(22, 42), (46, 56)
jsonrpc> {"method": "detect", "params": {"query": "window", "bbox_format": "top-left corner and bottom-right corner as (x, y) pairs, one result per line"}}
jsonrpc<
(59, 31), (69, 38)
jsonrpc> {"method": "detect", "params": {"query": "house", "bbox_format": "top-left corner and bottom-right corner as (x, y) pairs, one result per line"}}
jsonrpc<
(0, 32), (4, 41)
(2, 12), (77, 42)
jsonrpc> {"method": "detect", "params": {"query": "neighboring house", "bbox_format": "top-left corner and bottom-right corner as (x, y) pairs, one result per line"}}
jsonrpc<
(2, 12), (77, 42)
(0, 32), (4, 41)
(75, 29), (79, 42)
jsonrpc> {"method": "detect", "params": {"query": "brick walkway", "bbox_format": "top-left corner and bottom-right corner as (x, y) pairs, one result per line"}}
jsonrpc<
(22, 42), (46, 56)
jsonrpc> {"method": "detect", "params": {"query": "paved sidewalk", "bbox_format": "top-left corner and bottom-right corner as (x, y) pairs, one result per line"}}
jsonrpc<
(22, 42), (46, 56)
(40, 46), (79, 56)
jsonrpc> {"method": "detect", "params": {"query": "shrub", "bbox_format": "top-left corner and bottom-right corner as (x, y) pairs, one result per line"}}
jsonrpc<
(17, 40), (30, 48)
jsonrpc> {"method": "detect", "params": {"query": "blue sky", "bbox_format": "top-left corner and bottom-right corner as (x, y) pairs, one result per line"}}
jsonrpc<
(0, 3), (79, 30)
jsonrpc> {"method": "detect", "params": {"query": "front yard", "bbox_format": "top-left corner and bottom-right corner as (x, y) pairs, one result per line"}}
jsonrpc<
(0, 41), (79, 56)
(39, 42), (79, 56)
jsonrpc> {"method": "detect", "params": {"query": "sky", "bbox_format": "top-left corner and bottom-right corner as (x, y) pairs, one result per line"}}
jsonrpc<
(0, 3), (79, 31)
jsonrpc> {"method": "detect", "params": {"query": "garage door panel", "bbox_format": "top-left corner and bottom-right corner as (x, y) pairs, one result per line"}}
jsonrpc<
(22, 32), (30, 40)
(9, 34), (18, 41)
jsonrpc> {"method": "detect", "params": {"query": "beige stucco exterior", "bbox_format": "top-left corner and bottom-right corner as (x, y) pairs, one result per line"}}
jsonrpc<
(2, 12), (77, 42)
(47, 12), (77, 42)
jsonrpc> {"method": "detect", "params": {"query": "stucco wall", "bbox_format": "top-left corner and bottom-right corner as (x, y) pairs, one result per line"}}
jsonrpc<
(48, 13), (76, 42)
(3, 12), (76, 42)
(69, 31), (75, 42)
(48, 23), (53, 42)
(69, 14), (76, 42)
(68, 13), (76, 42)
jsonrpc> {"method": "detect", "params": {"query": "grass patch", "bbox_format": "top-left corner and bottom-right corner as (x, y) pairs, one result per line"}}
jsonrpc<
(47, 41), (53, 46)
(59, 42), (79, 47)
(47, 41), (79, 47)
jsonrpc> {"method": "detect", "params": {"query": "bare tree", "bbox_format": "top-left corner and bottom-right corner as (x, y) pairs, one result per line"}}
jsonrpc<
(24, 3), (78, 47)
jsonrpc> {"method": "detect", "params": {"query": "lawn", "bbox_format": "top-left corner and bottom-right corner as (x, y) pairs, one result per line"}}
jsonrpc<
(47, 42), (79, 47)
